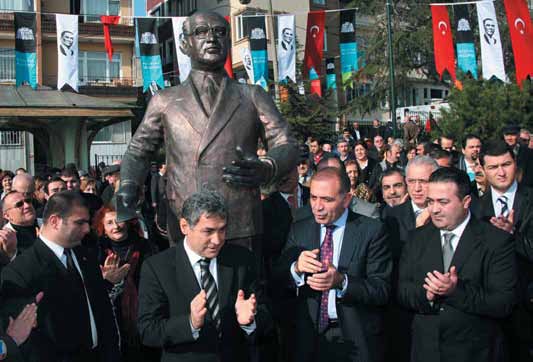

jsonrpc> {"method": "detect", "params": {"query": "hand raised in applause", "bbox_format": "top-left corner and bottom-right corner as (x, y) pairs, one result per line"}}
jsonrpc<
(295, 249), (322, 275)
(100, 253), (130, 284)
(7, 292), (44, 346)
(423, 266), (458, 297)
(0, 228), (17, 259)
(235, 290), (256, 326)
(490, 210), (515, 234)
(306, 261), (344, 292)
(190, 290), (207, 330)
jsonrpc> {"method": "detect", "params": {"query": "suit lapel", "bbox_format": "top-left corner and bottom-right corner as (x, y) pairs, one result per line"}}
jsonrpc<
(404, 201), (416, 231)
(178, 79), (209, 134)
(479, 188), (496, 220)
(512, 185), (527, 225)
(338, 212), (360, 271)
(34, 238), (69, 277)
(423, 225), (445, 272)
(217, 253), (233, 311)
(175, 242), (201, 305)
(198, 77), (241, 157)
(449, 219), (480, 273)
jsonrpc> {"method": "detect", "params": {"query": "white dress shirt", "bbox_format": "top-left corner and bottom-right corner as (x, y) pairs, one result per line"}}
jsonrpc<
(280, 184), (303, 208)
(39, 235), (98, 348)
(411, 201), (424, 217)
(290, 208), (349, 319)
(183, 238), (255, 338)
(491, 181), (517, 217)
(439, 211), (471, 252)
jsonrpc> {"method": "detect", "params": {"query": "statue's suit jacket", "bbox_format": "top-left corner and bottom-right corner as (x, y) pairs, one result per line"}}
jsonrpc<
(122, 74), (297, 239)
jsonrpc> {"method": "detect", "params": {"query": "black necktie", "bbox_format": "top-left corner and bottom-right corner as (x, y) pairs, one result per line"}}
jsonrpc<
(199, 258), (221, 334)
(64, 248), (93, 348)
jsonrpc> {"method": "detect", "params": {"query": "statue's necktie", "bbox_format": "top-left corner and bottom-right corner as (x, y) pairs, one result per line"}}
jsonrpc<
(199, 258), (221, 334)
(318, 224), (336, 334)
(202, 75), (219, 115)
(442, 232), (455, 272)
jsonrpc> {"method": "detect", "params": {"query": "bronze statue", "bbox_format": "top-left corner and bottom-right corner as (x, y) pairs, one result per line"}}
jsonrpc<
(116, 11), (298, 248)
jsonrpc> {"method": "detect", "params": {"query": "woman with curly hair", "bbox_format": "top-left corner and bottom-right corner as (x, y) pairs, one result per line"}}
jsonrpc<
(92, 204), (158, 362)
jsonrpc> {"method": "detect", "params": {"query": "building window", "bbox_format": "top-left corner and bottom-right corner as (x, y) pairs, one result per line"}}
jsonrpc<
(93, 121), (128, 143)
(78, 51), (121, 84)
(323, 28), (328, 51)
(430, 88), (443, 99)
(313, 0), (326, 4)
(82, 0), (120, 22)
(0, 0), (32, 11)
(0, 131), (22, 146)
(0, 48), (15, 82)
(236, 13), (266, 41)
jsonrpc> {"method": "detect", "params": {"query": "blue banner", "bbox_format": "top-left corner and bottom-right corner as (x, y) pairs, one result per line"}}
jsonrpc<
(251, 49), (268, 87)
(326, 58), (336, 90)
(340, 42), (358, 86)
(136, 18), (165, 93)
(140, 55), (165, 92)
(15, 51), (36, 89)
(456, 43), (478, 79)
(14, 12), (37, 89)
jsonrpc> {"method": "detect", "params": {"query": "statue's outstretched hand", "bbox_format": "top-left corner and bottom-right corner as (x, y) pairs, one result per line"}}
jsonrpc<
(222, 146), (273, 188)
(115, 181), (140, 222)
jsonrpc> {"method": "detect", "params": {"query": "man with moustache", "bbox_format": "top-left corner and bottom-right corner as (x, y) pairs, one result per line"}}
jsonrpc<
(457, 135), (482, 181)
(398, 167), (516, 362)
(274, 167), (391, 362)
(380, 168), (408, 209)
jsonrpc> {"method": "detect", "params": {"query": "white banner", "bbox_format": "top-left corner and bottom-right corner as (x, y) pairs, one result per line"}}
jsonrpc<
(476, 2), (506, 82)
(277, 15), (296, 83)
(171, 17), (191, 83)
(56, 14), (78, 91)
(241, 46), (255, 83)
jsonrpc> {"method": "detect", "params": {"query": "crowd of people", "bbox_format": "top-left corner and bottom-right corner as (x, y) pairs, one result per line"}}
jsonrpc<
(0, 119), (532, 362)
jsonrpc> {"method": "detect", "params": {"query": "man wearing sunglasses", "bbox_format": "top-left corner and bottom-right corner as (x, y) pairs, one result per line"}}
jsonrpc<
(2, 191), (38, 253)
(117, 11), (297, 255)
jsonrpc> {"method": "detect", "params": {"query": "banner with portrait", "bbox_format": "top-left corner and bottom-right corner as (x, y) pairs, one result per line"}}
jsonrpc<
(277, 15), (296, 83)
(171, 17), (191, 83)
(454, 5), (478, 79)
(248, 15), (268, 89)
(476, 2), (506, 81)
(339, 9), (357, 88)
(14, 12), (37, 89)
(137, 18), (165, 93)
(56, 14), (79, 91)
(241, 46), (255, 82)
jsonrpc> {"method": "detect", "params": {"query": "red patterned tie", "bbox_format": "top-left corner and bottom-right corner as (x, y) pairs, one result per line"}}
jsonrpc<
(318, 224), (336, 333)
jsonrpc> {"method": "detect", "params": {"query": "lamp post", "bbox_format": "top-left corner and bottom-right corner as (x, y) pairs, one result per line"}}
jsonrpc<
(386, 1), (397, 136)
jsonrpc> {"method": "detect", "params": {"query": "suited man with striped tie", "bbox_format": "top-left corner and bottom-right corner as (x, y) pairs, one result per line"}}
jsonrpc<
(477, 139), (533, 362)
(137, 190), (270, 362)
(273, 167), (392, 362)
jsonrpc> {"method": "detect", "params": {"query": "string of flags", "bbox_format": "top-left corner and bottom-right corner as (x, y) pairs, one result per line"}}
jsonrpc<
(8, 0), (532, 97)
(431, 0), (533, 88)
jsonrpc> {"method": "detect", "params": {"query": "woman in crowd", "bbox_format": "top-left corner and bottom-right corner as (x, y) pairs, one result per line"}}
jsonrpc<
(93, 204), (158, 362)
(353, 141), (377, 186)
(80, 177), (98, 195)
(0, 171), (14, 199)
(345, 160), (373, 202)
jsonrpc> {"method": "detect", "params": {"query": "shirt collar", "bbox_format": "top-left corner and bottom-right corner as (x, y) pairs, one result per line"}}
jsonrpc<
(183, 237), (213, 266)
(440, 211), (471, 240)
(491, 180), (517, 199)
(40, 234), (65, 260)
(320, 208), (349, 230)
(411, 200), (424, 214)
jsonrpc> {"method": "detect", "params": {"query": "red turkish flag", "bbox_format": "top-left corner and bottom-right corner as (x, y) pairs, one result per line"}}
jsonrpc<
(101, 16), (120, 62)
(431, 5), (456, 82)
(304, 10), (325, 96)
(224, 16), (234, 79)
(504, 0), (533, 88)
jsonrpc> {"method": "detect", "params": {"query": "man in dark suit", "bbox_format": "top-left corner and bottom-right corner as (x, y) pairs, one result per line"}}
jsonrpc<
(117, 11), (297, 251)
(137, 190), (270, 362)
(456, 134), (482, 182)
(274, 167), (392, 362)
(0, 191), (120, 362)
(503, 125), (533, 187)
(476, 139), (533, 361)
(398, 167), (516, 362)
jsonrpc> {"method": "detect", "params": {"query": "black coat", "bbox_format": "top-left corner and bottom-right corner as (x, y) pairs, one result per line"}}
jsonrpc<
(137, 242), (271, 362)
(398, 219), (516, 362)
(0, 239), (120, 362)
(274, 210), (392, 362)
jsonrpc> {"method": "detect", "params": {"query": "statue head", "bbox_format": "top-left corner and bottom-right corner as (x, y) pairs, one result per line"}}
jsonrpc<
(181, 12), (230, 71)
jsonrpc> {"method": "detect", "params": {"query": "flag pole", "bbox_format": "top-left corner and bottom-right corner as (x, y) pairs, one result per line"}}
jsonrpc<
(386, 0), (397, 136)
(266, 0), (280, 102)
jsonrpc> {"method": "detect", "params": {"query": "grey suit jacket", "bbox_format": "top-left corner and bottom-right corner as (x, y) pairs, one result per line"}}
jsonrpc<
(121, 73), (298, 239)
